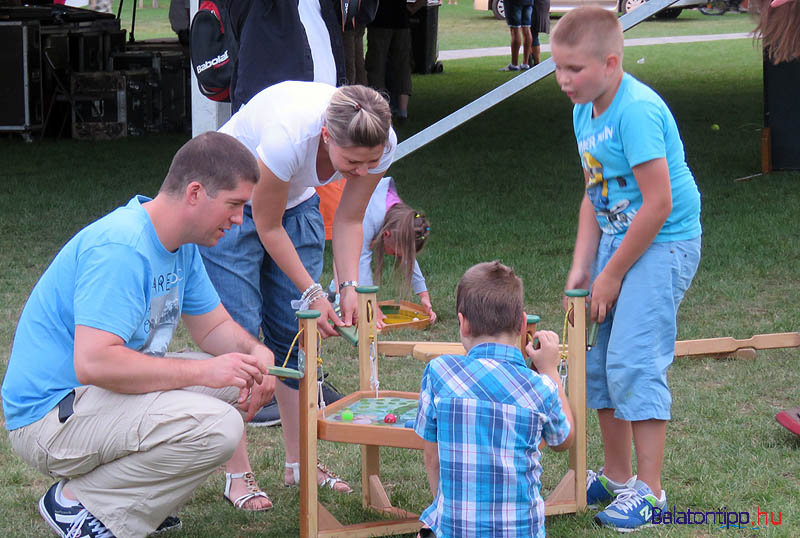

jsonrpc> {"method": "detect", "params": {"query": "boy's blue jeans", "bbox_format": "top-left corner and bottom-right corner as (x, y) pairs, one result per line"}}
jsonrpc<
(586, 234), (701, 421)
(199, 196), (324, 390)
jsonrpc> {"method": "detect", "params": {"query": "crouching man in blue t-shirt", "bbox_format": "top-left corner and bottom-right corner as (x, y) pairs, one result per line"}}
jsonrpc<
(1, 132), (277, 538)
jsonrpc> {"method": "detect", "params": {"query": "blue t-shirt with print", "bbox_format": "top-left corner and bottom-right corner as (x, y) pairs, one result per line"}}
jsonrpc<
(1, 196), (220, 431)
(573, 73), (701, 241)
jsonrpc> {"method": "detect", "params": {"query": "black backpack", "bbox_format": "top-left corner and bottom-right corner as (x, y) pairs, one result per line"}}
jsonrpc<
(190, 0), (238, 102)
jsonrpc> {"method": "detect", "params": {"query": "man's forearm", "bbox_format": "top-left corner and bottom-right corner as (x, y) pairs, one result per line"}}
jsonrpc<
(75, 343), (207, 394)
(196, 317), (261, 357)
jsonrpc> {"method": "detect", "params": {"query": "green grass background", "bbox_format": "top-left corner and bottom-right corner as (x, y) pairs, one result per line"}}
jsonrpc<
(1, 5), (799, 538)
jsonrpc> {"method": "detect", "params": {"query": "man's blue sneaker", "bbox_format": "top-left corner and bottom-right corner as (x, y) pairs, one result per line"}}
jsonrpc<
(40, 480), (178, 537)
(586, 468), (637, 508)
(150, 515), (182, 535)
(39, 481), (85, 536)
(594, 480), (667, 533)
(39, 481), (115, 537)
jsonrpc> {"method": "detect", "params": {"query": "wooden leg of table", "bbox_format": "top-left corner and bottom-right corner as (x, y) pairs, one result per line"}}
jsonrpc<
(362, 445), (380, 508)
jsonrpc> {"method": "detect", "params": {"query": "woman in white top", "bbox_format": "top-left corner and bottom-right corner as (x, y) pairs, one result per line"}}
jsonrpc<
(200, 81), (396, 504)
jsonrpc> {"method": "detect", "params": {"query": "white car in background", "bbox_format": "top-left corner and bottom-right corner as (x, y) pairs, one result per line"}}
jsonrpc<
(474, 0), (704, 20)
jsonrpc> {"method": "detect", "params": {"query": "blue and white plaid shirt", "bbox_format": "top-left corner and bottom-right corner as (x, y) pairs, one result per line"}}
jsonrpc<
(414, 342), (571, 538)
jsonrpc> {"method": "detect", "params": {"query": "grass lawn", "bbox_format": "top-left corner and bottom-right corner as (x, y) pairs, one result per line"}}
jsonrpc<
(438, 4), (757, 50)
(2, 8), (799, 538)
(116, 0), (758, 48)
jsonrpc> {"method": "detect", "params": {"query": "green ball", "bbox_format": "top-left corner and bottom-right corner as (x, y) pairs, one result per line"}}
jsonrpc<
(341, 409), (354, 421)
(711, 124), (720, 131)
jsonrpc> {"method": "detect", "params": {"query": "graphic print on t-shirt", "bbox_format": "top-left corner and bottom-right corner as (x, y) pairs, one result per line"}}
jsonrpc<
(142, 269), (183, 356)
(582, 151), (636, 235)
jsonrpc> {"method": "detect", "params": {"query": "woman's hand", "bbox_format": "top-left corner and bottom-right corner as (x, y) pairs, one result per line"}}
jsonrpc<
(310, 295), (342, 338)
(338, 286), (358, 326)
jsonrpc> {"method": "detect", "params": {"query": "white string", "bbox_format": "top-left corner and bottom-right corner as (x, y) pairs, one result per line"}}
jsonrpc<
(318, 367), (327, 417)
(369, 340), (379, 398)
(559, 357), (568, 393)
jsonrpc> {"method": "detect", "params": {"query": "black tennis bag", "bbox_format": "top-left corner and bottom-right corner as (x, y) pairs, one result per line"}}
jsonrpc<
(190, 0), (237, 102)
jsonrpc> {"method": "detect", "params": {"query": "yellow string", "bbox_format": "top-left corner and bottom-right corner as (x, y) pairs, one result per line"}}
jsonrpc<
(281, 327), (326, 368)
(282, 328), (304, 368)
(560, 304), (573, 361)
(366, 300), (375, 341)
(317, 329), (324, 367)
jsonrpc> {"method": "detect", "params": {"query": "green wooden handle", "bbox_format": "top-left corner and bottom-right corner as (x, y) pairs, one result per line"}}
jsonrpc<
(355, 285), (379, 294)
(588, 321), (599, 347)
(564, 289), (589, 297)
(268, 366), (303, 379)
(336, 324), (359, 346)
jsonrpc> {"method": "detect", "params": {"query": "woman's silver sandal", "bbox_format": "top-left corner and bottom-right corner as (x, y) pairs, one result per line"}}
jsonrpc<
(285, 461), (353, 493)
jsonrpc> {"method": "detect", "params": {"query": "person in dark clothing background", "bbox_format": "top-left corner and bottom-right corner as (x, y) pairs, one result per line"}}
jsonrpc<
(226, 0), (346, 112)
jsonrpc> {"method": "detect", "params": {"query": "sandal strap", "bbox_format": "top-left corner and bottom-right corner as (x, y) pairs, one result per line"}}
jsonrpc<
(285, 461), (351, 492)
(224, 472), (272, 511)
(285, 461), (300, 484)
(231, 490), (269, 510)
(316, 462), (351, 492)
(226, 471), (258, 488)
(225, 471), (262, 495)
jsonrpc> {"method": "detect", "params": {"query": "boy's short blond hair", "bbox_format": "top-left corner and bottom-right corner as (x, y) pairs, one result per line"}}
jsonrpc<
(456, 261), (524, 338)
(551, 6), (624, 63)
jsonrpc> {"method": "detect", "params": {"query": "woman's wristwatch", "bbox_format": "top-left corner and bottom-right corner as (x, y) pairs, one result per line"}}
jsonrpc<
(339, 280), (358, 291)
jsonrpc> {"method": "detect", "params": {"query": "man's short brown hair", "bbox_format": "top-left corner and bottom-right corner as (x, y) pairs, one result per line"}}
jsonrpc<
(456, 261), (524, 338)
(551, 6), (624, 63)
(160, 131), (260, 197)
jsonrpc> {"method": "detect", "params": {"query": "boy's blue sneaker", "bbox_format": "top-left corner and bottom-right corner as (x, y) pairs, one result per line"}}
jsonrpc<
(594, 480), (667, 533)
(586, 468), (637, 508)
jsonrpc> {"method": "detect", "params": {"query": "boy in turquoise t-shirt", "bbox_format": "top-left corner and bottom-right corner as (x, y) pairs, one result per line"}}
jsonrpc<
(550, 7), (702, 532)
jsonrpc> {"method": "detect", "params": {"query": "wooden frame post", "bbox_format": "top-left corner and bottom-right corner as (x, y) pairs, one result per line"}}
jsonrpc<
(298, 310), (320, 538)
(543, 289), (588, 515)
(356, 286), (381, 511)
(567, 292), (587, 512)
(298, 288), (422, 537)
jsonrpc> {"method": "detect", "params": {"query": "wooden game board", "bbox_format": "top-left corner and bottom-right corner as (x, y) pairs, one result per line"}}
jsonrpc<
(378, 300), (430, 332)
(318, 391), (424, 449)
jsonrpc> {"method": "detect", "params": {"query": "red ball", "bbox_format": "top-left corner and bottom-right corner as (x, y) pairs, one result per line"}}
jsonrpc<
(384, 413), (397, 424)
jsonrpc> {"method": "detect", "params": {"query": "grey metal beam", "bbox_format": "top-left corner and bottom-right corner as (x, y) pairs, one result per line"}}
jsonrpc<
(394, 0), (680, 162)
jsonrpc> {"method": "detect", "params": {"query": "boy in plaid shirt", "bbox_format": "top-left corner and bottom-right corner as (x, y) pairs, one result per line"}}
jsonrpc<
(414, 261), (574, 538)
